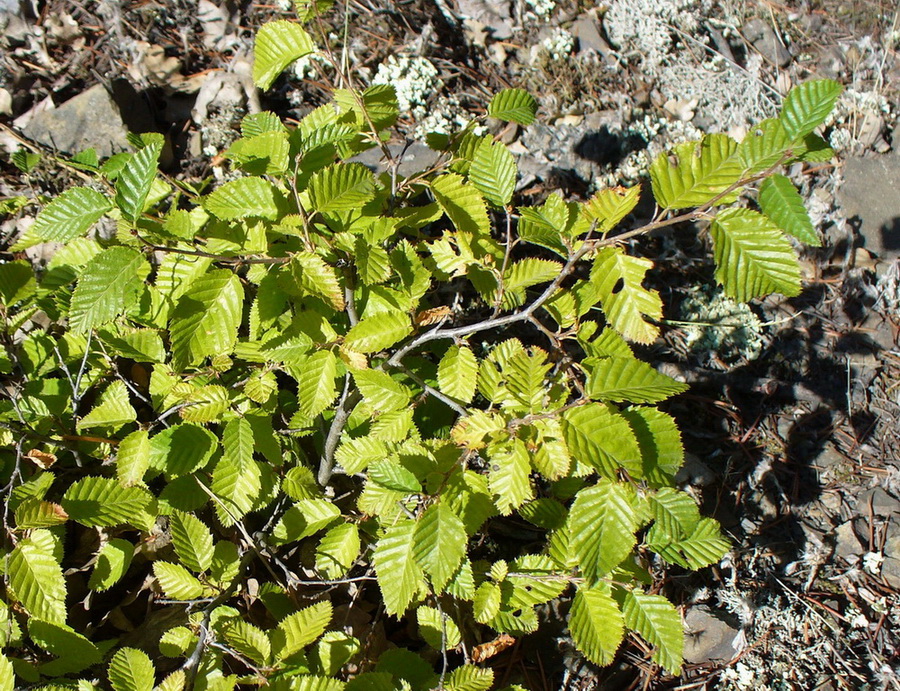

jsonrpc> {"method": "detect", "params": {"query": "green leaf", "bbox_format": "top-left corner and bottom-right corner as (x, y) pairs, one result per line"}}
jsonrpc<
(296, 350), (339, 417)
(504, 349), (552, 411)
(89, 538), (134, 591)
(150, 423), (219, 478)
(62, 477), (156, 529)
(69, 247), (150, 333)
(437, 344), (478, 404)
(8, 530), (67, 624)
(488, 88), (538, 125)
(29, 619), (102, 676)
(648, 516), (729, 569)
(369, 461), (421, 493)
(308, 163), (376, 213)
(568, 480), (638, 579)
(582, 185), (640, 233)
(224, 620), (271, 665)
(446, 665), (494, 691)
(590, 247), (662, 344)
(710, 208), (801, 302)
(412, 503), (467, 592)
(649, 134), (742, 210)
(253, 20), (317, 90)
(621, 590), (683, 675)
(356, 239), (392, 286)
(14, 498), (68, 529)
(115, 135), (164, 222)
(152, 561), (205, 600)
(32, 187), (111, 242)
(108, 647), (156, 691)
(431, 173), (490, 236)
(311, 631), (361, 677)
(169, 269), (243, 369)
(180, 384), (230, 423)
(473, 581), (502, 623)
(169, 510), (214, 572)
(315, 523), (361, 579)
(352, 369), (411, 413)
(335, 436), (389, 474)
(77, 380), (137, 431)
(374, 519), (424, 616)
(344, 312), (411, 353)
(758, 174), (819, 245)
(203, 176), (280, 221)
(587, 357), (687, 403)
(649, 488), (700, 537)
(488, 439), (534, 515)
(621, 407), (684, 486)
(562, 404), (642, 479)
(469, 137), (517, 207)
(0, 653), (13, 691)
(272, 601), (333, 660)
(780, 79), (842, 141)
(290, 251), (345, 311)
(416, 606), (461, 650)
(272, 499), (341, 543)
(0, 260), (35, 306)
(738, 118), (792, 174)
(569, 585), (625, 666)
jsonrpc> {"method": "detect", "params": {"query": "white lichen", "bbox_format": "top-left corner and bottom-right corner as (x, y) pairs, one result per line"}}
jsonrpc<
(525, 0), (556, 19)
(678, 286), (765, 365)
(371, 55), (440, 118)
(540, 28), (575, 61)
(413, 94), (486, 139)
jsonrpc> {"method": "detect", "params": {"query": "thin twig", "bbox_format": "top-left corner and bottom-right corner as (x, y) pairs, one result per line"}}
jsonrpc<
(318, 375), (358, 485)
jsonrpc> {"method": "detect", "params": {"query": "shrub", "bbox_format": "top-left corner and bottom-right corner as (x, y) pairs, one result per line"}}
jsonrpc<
(0, 4), (840, 689)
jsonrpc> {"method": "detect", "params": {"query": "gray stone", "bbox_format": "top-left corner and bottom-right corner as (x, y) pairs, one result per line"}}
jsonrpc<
(742, 18), (792, 68)
(676, 453), (716, 487)
(455, 0), (514, 40)
(17, 84), (130, 157)
(683, 606), (740, 664)
(572, 14), (608, 56)
(0, 9), (31, 47)
(856, 487), (900, 519)
(833, 520), (862, 562)
(881, 517), (900, 588)
(838, 154), (900, 260)
(350, 141), (441, 179)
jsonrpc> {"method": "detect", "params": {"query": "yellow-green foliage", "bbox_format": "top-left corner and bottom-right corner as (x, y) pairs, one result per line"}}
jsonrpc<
(0, 3), (841, 686)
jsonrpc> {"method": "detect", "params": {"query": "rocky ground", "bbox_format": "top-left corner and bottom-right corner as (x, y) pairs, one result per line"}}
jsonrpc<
(2, 0), (899, 688)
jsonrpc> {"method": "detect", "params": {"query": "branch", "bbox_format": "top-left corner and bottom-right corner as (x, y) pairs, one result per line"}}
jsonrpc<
(318, 375), (359, 485)
(182, 549), (255, 690)
(385, 160), (792, 368)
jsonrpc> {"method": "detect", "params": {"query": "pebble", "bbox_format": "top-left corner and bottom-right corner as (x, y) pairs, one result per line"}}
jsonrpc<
(742, 18), (792, 68)
(16, 83), (131, 157)
(683, 606), (741, 663)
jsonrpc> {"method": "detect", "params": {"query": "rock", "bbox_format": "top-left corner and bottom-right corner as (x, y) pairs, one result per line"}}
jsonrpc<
(676, 453), (716, 487)
(455, 0), (514, 40)
(742, 18), (792, 68)
(683, 606), (740, 663)
(0, 9), (31, 47)
(880, 517), (900, 588)
(0, 0), (20, 12)
(572, 13), (608, 56)
(838, 154), (900, 259)
(16, 84), (131, 157)
(833, 520), (862, 562)
(856, 487), (900, 519)
(350, 141), (441, 178)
